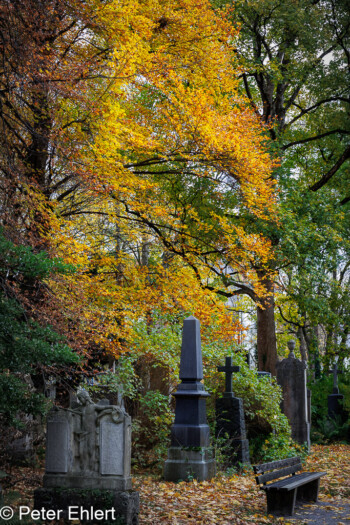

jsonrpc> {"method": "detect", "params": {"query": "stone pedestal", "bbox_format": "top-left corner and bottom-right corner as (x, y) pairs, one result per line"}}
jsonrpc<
(163, 316), (216, 481)
(34, 488), (139, 525)
(170, 383), (211, 448)
(216, 396), (250, 466)
(164, 448), (215, 482)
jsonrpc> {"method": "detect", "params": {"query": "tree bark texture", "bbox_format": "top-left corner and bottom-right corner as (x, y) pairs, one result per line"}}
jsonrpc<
(257, 272), (278, 375)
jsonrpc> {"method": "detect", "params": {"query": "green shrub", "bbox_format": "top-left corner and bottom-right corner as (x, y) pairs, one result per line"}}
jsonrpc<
(308, 371), (350, 443)
(205, 351), (292, 463)
(311, 414), (349, 444)
(132, 390), (174, 468)
(249, 433), (308, 463)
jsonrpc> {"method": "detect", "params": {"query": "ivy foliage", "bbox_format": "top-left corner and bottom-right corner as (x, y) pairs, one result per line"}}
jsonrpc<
(0, 232), (79, 426)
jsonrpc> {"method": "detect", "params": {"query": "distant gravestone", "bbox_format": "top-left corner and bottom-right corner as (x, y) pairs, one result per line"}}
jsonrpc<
(276, 340), (310, 449)
(7, 414), (35, 462)
(327, 362), (345, 420)
(216, 357), (250, 467)
(257, 371), (271, 381)
(45, 375), (57, 400)
(35, 391), (139, 525)
(164, 316), (216, 482)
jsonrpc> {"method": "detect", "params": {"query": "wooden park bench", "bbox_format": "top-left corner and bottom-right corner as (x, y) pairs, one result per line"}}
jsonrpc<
(253, 457), (327, 516)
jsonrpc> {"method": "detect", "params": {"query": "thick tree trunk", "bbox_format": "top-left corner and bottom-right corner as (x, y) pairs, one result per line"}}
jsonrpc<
(256, 272), (278, 375)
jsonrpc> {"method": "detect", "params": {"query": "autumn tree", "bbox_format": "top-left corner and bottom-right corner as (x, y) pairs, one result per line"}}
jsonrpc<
(201, 0), (350, 373)
(48, 0), (279, 360)
(0, 0), (279, 422)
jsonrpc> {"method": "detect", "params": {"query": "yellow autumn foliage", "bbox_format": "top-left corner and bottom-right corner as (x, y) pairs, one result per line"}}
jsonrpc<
(46, 0), (278, 358)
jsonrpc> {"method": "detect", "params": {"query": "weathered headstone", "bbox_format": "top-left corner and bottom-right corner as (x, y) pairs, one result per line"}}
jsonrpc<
(257, 371), (271, 380)
(45, 375), (57, 400)
(276, 340), (310, 449)
(34, 391), (139, 524)
(7, 414), (35, 462)
(164, 316), (216, 482)
(327, 362), (345, 420)
(216, 357), (250, 467)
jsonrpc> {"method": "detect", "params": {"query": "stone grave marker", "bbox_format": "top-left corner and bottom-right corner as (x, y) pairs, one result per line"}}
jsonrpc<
(257, 371), (271, 380)
(35, 390), (139, 524)
(45, 375), (57, 400)
(276, 340), (311, 449)
(216, 357), (250, 466)
(163, 316), (216, 482)
(327, 362), (345, 420)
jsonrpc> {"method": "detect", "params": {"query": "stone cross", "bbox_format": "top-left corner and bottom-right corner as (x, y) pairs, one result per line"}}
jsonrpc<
(217, 357), (240, 397)
(327, 362), (343, 394)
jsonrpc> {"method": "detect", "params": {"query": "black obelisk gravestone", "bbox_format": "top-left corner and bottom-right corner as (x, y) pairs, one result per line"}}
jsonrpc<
(216, 357), (250, 467)
(163, 316), (216, 482)
(327, 363), (345, 420)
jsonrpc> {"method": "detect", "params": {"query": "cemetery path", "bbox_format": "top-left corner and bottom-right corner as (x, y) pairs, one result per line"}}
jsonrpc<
(288, 500), (350, 524)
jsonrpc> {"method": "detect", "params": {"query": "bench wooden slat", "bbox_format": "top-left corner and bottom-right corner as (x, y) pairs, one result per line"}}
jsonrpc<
(264, 471), (327, 492)
(253, 456), (300, 474)
(256, 462), (302, 485)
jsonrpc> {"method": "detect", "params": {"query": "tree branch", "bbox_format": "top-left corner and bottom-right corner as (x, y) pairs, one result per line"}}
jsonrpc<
(309, 143), (350, 191)
(282, 130), (350, 151)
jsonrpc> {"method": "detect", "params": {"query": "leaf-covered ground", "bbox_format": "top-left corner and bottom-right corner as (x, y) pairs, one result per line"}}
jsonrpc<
(133, 444), (350, 525)
(1, 444), (349, 524)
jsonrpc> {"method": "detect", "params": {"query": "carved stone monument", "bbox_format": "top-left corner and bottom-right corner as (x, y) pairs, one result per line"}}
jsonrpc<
(327, 362), (345, 420)
(276, 341), (311, 449)
(34, 391), (139, 524)
(216, 357), (250, 467)
(164, 316), (216, 482)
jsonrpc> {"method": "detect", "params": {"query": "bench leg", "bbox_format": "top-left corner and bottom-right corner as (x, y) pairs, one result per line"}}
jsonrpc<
(266, 489), (297, 516)
(296, 478), (320, 503)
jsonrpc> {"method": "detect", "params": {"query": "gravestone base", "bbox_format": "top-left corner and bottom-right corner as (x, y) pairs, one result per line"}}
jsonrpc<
(164, 447), (216, 482)
(226, 438), (250, 466)
(34, 488), (139, 525)
(216, 397), (250, 467)
(291, 422), (311, 450)
(43, 474), (132, 491)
